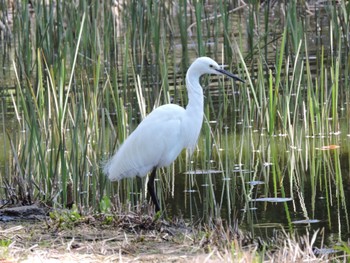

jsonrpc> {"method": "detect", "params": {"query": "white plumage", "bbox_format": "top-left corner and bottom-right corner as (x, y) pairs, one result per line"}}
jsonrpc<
(103, 57), (244, 211)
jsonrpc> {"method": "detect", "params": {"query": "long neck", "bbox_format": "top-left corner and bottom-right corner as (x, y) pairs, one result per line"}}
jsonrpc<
(183, 68), (204, 153)
(185, 70), (204, 116)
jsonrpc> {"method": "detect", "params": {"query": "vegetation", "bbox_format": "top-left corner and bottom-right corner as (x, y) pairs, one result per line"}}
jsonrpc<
(0, 0), (349, 261)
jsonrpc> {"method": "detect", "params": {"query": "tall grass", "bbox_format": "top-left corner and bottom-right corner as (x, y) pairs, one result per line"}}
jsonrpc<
(0, 0), (349, 247)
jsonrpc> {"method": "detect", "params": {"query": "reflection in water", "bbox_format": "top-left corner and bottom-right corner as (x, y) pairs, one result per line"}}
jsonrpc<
(162, 130), (350, 245)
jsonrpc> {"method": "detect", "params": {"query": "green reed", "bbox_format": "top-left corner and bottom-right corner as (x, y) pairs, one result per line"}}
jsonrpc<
(6, 0), (110, 208)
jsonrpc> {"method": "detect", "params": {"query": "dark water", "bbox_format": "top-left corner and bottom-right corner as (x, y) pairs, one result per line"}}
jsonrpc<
(161, 131), (350, 246)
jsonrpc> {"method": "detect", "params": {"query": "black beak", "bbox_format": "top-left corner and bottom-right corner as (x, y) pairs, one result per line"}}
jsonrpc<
(215, 68), (245, 83)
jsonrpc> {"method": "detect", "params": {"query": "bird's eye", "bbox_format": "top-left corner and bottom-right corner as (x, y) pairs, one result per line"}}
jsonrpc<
(209, 64), (213, 68)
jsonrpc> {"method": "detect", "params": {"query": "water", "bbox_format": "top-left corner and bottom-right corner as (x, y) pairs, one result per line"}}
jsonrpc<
(160, 128), (350, 245)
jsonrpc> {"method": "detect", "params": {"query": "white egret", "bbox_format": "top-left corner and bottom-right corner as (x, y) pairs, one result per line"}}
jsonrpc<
(104, 57), (244, 212)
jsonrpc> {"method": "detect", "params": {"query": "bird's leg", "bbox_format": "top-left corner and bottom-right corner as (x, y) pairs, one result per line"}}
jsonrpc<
(147, 167), (160, 212)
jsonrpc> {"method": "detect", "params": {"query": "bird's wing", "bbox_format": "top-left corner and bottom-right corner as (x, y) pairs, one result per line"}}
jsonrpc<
(105, 104), (187, 181)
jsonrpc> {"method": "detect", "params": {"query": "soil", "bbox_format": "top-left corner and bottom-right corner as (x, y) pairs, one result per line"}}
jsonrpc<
(0, 204), (229, 262)
(0, 204), (344, 262)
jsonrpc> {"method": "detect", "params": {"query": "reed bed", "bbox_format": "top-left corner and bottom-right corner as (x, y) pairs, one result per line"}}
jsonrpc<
(0, 0), (349, 257)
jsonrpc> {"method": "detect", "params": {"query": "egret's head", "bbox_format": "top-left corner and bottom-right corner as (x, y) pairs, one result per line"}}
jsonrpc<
(191, 57), (245, 83)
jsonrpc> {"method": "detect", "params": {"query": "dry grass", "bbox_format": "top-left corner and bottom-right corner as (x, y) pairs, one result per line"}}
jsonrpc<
(0, 206), (347, 263)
